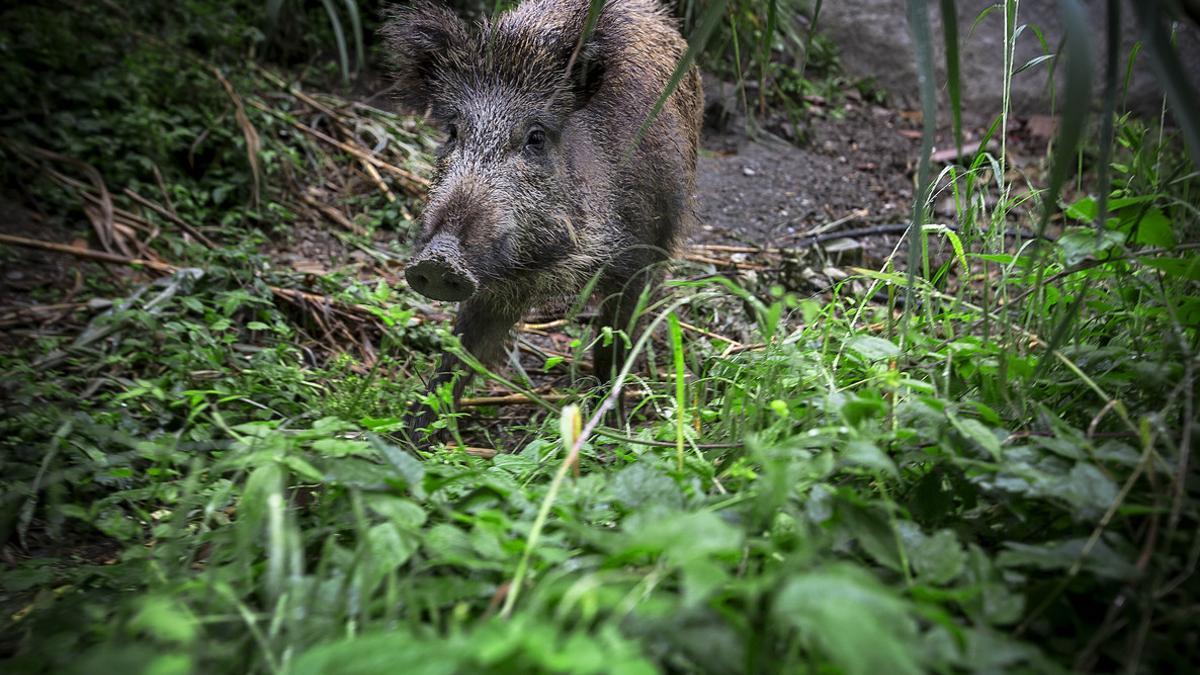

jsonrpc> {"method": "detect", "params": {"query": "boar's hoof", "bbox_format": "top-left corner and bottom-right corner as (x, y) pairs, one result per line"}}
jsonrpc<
(406, 241), (478, 302)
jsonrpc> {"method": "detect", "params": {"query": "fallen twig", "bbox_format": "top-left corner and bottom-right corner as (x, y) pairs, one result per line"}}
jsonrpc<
(210, 67), (262, 207)
(250, 99), (429, 194)
(0, 232), (176, 273)
(297, 190), (367, 236)
(675, 319), (743, 347)
(2, 140), (122, 255)
(0, 233), (428, 331)
(689, 223), (1051, 261)
(123, 188), (218, 248)
(443, 443), (498, 459)
(459, 390), (646, 407)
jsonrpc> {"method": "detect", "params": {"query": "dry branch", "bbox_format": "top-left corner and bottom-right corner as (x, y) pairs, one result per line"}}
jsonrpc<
(250, 99), (430, 194)
(459, 390), (646, 408)
(0, 233), (177, 273)
(210, 67), (263, 207)
(123, 188), (218, 248)
(0, 233), (423, 333)
(297, 190), (367, 236)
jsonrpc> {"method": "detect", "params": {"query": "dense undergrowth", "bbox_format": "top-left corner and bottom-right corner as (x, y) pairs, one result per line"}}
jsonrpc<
(2, 1), (1199, 673)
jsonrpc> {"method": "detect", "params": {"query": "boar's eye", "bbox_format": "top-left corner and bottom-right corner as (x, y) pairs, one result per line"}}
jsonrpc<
(446, 123), (458, 143)
(523, 126), (546, 154)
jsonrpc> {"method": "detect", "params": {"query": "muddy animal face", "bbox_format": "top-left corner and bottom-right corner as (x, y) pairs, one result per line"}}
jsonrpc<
(383, 2), (605, 304)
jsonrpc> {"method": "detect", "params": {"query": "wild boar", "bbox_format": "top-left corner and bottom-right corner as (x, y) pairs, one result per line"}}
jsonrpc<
(383, 0), (702, 434)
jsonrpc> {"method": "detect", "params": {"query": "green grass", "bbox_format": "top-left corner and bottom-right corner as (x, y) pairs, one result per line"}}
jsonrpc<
(2, 1), (1199, 673)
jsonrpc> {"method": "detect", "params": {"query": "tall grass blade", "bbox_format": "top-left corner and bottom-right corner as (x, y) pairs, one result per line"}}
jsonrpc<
(266, 0), (285, 38)
(566, 0), (608, 70)
(668, 311), (686, 472)
(902, 0), (938, 346)
(797, 0), (824, 84)
(1132, 0), (1200, 169)
(759, 0), (779, 117)
(1095, 0), (1120, 232)
(318, 0), (351, 85)
(1032, 0), (1093, 374)
(626, 0), (729, 161)
(500, 405), (583, 618)
(342, 0), (365, 74)
(1033, 0), (1093, 241)
(939, 0), (963, 154)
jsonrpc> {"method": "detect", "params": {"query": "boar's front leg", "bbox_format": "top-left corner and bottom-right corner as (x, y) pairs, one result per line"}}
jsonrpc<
(404, 298), (520, 444)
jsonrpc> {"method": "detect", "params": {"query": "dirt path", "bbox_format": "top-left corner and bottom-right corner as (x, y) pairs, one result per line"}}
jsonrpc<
(694, 101), (921, 247)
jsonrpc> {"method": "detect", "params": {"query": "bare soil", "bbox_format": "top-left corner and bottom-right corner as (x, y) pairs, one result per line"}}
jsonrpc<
(695, 100), (921, 247)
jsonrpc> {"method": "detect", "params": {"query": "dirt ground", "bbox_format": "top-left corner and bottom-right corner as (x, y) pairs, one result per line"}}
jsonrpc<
(695, 99), (920, 247)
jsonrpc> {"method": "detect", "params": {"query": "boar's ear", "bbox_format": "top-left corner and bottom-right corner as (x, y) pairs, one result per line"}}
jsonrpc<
(566, 42), (605, 109)
(381, 2), (470, 112)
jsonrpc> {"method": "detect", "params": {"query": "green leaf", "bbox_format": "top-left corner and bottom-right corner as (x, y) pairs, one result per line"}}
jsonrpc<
(622, 510), (743, 564)
(680, 558), (728, 608)
(839, 500), (903, 571)
(1127, 208), (1175, 248)
(774, 565), (923, 675)
(1049, 463), (1120, 519)
(365, 495), (427, 529)
(897, 522), (966, 585)
(366, 522), (419, 571)
(1139, 255), (1200, 280)
(841, 440), (898, 476)
(282, 455), (324, 482)
(997, 537), (1137, 580)
(847, 335), (900, 361)
(312, 437), (372, 457)
(949, 415), (1003, 460)
(610, 462), (683, 511)
(130, 596), (198, 645)
(1057, 227), (1125, 265)
(238, 462), (282, 547)
(289, 631), (464, 675)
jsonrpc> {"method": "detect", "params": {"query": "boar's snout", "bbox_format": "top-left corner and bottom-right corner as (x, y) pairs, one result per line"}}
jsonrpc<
(406, 234), (479, 302)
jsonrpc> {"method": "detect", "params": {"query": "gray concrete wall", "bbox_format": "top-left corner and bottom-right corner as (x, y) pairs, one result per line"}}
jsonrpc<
(819, 0), (1200, 123)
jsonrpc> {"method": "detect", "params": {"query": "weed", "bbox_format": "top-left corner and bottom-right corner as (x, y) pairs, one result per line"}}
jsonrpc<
(1, 1), (1199, 674)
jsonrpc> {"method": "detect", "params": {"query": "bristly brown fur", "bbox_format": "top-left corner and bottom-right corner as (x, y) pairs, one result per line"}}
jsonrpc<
(383, 0), (702, 435)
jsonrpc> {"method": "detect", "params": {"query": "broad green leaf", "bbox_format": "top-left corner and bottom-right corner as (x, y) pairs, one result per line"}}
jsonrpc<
(847, 335), (900, 361)
(949, 415), (1003, 460)
(839, 500), (903, 571)
(997, 537), (1137, 580)
(897, 522), (966, 584)
(130, 596), (198, 645)
(288, 632), (464, 675)
(365, 495), (427, 529)
(366, 522), (419, 570)
(238, 463), (283, 547)
(681, 558), (728, 607)
(774, 565), (922, 675)
(1128, 208), (1176, 248)
(1139, 256), (1200, 280)
(841, 440), (898, 476)
(610, 462), (683, 511)
(1057, 227), (1125, 265)
(312, 437), (372, 457)
(1047, 463), (1120, 519)
(622, 510), (743, 563)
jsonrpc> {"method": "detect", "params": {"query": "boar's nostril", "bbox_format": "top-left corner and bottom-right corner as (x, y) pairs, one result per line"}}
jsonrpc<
(405, 256), (478, 302)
